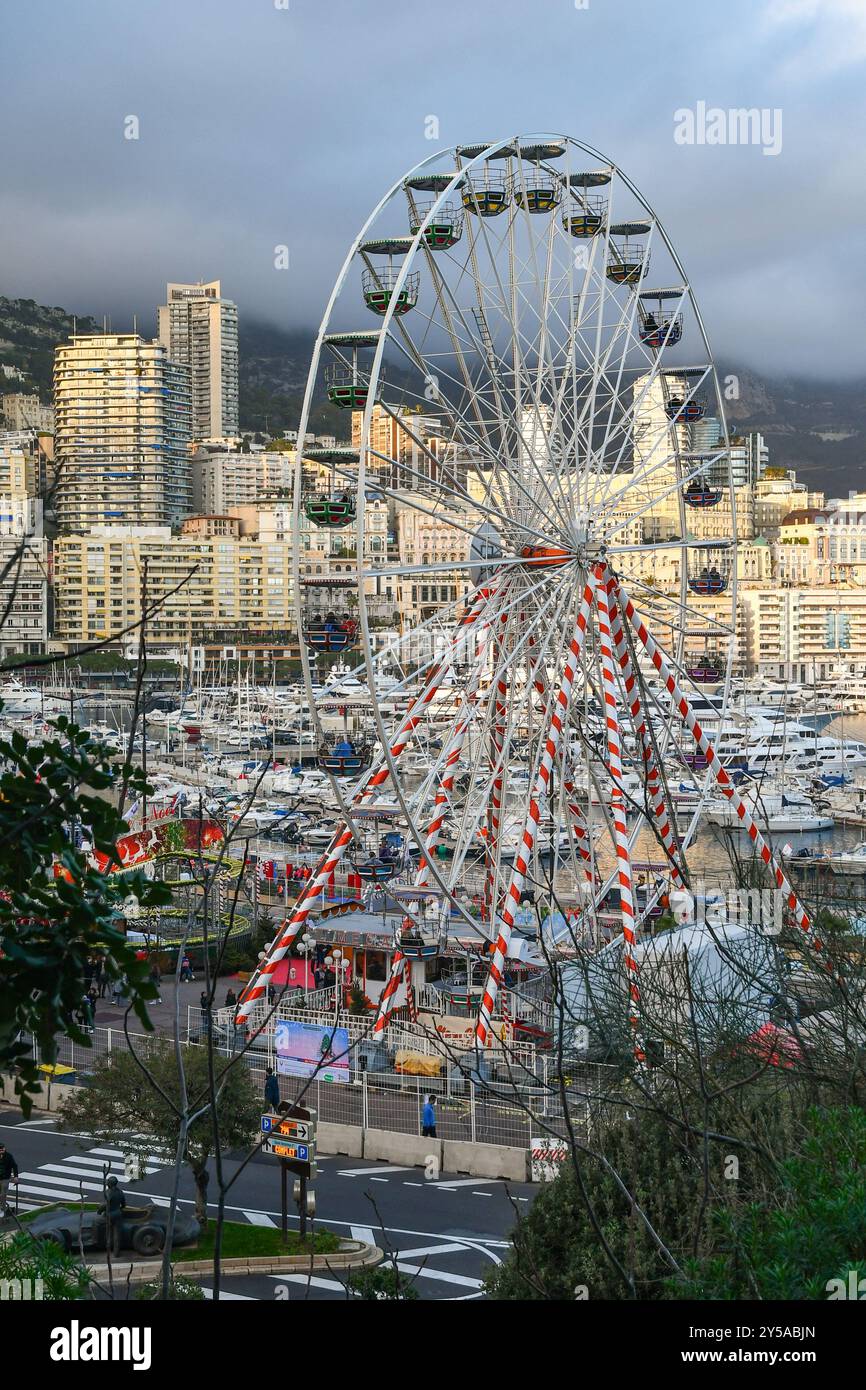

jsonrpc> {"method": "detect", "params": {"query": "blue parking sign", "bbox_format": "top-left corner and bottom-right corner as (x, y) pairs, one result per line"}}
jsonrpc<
(261, 1115), (273, 1133)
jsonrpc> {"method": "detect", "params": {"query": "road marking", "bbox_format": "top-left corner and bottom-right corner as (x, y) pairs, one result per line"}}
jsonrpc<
(435, 1178), (500, 1190)
(17, 1172), (106, 1195)
(14, 1182), (92, 1202)
(244, 1211), (277, 1228)
(201, 1287), (257, 1301)
(472, 1191), (493, 1198)
(396, 1242), (471, 1260)
(266, 1273), (348, 1293)
(403, 1181), (424, 1188)
(14, 1119), (57, 1128)
(337, 1166), (414, 1177)
(395, 1261), (483, 1290)
(369, 1177), (389, 1183)
(350, 1224), (376, 1245)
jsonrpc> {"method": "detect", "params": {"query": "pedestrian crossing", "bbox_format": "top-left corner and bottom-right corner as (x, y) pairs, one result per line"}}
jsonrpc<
(12, 1145), (167, 1213)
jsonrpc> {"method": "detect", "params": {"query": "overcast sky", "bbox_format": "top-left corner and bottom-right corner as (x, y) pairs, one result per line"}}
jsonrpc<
(2, 0), (864, 377)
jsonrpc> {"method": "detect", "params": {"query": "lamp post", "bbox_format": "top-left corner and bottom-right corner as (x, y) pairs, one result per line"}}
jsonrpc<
(297, 931), (315, 1003)
(324, 948), (350, 1023)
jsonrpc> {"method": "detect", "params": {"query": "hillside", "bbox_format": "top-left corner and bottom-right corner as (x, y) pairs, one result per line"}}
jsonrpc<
(0, 297), (100, 400)
(1, 295), (863, 491)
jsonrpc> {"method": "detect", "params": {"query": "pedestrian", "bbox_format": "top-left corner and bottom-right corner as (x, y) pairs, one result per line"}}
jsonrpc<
(421, 1094), (437, 1138)
(111, 978), (122, 1007)
(0, 1143), (19, 1217)
(264, 1066), (281, 1112)
(88, 985), (99, 1021)
(200, 990), (209, 1014)
(149, 960), (162, 1004)
(97, 962), (109, 999)
(77, 993), (94, 1033)
(225, 987), (237, 1008)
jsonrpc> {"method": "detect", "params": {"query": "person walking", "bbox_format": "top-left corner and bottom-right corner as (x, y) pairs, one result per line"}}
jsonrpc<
(111, 978), (122, 1007)
(421, 1094), (437, 1138)
(0, 1143), (19, 1217)
(97, 962), (109, 999)
(264, 1066), (281, 1112)
(225, 987), (237, 1008)
(149, 960), (162, 1004)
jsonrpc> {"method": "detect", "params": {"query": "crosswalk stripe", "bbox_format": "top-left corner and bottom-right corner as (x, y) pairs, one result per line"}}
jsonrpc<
(395, 1261), (483, 1289)
(395, 1242), (471, 1260)
(67, 1157), (162, 1175)
(87, 1147), (168, 1166)
(265, 1273), (348, 1293)
(14, 1183), (91, 1202)
(350, 1224), (376, 1245)
(17, 1173), (107, 1194)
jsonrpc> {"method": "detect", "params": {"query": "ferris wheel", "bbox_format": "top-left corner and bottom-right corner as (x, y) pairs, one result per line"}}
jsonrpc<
(236, 135), (819, 1050)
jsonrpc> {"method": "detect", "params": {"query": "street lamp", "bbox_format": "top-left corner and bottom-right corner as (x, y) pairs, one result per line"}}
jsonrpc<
(324, 949), (350, 1022)
(297, 931), (316, 1002)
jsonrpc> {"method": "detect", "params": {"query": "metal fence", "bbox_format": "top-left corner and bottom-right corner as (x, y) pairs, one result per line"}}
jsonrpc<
(25, 1026), (616, 1150)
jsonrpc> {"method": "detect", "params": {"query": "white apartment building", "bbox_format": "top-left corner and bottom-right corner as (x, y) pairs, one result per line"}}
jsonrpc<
(739, 585), (866, 679)
(0, 537), (49, 657)
(157, 281), (239, 440)
(53, 526), (294, 653)
(192, 447), (296, 513)
(53, 333), (192, 531)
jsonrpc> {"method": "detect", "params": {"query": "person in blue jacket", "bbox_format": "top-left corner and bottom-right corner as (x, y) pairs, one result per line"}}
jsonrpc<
(264, 1066), (281, 1112)
(421, 1095), (437, 1138)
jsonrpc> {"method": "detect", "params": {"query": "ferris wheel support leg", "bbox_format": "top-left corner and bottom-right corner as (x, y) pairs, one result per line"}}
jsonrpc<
(484, 615), (512, 924)
(595, 569), (643, 1054)
(615, 577), (822, 956)
(373, 949), (407, 1033)
(475, 569), (598, 1047)
(606, 579), (686, 890)
(561, 780), (598, 885)
(237, 581), (499, 1027)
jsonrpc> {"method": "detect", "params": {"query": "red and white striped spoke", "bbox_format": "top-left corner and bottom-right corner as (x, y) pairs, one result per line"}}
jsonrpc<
(615, 576), (821, 954)
(607, 579), (685, 890)
(237, 581), (500, 1026)
(373, 948), (407, 1032)
(475, 569), (598, 1046)
(595, 567), (642, 1044)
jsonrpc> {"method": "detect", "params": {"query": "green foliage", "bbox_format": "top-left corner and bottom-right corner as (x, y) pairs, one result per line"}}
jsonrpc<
(486, 1077), (803, 1301)
(0, 716), (172, 1109)
(0, 1230), (91, 1300)
(73, 651), (130, 673)
(345, 1264), (420, 1300)
(348, 981), (371, 1016)
(672, 1108), (866, 1300)
(134, 1275), (205, 1300)
(59, 1039), (261, 1226)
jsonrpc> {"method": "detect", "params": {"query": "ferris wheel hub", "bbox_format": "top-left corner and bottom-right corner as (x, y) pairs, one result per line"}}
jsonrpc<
(520, 544), (571, 569)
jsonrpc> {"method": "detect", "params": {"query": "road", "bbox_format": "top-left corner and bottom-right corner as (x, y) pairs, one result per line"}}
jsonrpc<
(0, 1111), (535, 1300)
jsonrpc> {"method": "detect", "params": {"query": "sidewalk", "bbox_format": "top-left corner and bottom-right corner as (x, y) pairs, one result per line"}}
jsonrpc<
(93, 974), (241, 1038)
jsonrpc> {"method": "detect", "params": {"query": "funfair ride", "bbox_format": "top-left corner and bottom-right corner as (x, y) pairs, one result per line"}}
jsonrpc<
(236, 135), (822, 1055)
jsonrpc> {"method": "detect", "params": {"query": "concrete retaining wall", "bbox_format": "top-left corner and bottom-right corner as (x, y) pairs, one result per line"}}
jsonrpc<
(316, 1121), (363, 1158)
(1, 1074), (82, 1114)
(2, 1076), (531, 1181)
(443, 1139), (527, 1182)
(362, 1127), (442, 1171)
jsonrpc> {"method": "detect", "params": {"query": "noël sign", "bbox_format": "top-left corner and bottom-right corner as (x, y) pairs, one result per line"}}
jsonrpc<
(261, 1112), (316, 1144)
